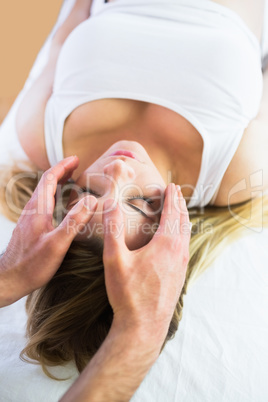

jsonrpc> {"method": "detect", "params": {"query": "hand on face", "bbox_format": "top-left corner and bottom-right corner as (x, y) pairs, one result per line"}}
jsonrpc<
(70, 141), (167, 249)
(102, 183), (191, 345)
(0, 157), (97, 307)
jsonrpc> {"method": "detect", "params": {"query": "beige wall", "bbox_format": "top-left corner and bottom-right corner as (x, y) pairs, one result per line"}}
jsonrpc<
(0, 0), (62, 121)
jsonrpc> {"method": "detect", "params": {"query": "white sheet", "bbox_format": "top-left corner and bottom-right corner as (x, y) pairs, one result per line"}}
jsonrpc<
(1, 1), (268, 400)
(1, 224), (268, 402)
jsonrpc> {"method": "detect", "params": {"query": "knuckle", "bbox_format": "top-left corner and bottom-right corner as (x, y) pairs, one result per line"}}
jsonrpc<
(45, 232), (66, 255)
(41, 234), (54, 250)
(67, 206), (83, 221)
(62, 216), (80, 234)
(32, 235), (51, 257)
(43, 169), (56, 184)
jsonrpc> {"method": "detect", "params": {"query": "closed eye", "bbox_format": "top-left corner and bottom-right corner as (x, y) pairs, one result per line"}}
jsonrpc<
(68, 186), (100, 208)
(125, 195), (153, 205)
(125, 202), (149, 218)
(80, 187), (101, 197)
(79, 188), (155, 220)
(125, 195), (156, 220)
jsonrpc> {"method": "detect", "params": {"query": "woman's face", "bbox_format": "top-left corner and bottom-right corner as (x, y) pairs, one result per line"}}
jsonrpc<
(68, 141), (166, 249)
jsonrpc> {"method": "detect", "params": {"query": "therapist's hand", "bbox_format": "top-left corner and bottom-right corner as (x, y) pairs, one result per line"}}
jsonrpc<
(103, 183), (191, 346)
(0, 156), (97, 307)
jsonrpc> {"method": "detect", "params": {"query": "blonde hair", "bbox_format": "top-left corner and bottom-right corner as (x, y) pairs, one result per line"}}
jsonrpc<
(1, 162), (267, 378)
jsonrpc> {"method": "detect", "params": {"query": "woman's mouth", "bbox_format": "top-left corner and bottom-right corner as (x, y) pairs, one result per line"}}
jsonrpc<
(108, 150), (139, 160)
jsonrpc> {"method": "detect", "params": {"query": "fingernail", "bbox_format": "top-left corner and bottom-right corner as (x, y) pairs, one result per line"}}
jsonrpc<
(62, 156), (78, 166)
(62, 156), (76, 168)
(189, 222), (193, 230)
(176, 185), (181, 191)
(83, 196), (97, 210)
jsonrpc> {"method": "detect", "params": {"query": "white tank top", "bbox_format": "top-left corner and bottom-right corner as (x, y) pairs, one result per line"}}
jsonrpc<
(45, 0), (263, 207)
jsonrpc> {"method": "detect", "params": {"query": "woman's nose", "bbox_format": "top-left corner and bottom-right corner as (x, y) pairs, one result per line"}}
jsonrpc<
(103, 159), (136, 184)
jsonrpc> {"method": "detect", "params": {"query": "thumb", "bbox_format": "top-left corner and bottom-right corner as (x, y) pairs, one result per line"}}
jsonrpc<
(103, 199), (128, 262)
(55, 195), (98, 244)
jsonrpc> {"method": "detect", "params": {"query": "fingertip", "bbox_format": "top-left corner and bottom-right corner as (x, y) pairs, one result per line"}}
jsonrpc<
(83, 195), (98, 211)
(180, 194), (188, 211)
(163, 183), (175, 202)
(66, 195), (97, 222)
(62, 155), (80, 169)
(57, 196), (97, 242)
(174, 184), (187, 210)
(67, 155), (79, 163)
(167, 182), (175, 190)
(171, 183), (177, 196)
(47, 157), (80, 185)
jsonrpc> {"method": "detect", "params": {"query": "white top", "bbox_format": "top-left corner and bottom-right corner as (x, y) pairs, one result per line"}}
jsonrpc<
(45, 0), (263, 207)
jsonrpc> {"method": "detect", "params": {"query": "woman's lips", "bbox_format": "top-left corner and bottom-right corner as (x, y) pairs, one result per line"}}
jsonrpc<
(108, 150), (139, 160)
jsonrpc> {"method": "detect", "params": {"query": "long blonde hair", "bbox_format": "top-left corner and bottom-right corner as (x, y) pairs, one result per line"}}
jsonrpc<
(1, 162), (267, 378)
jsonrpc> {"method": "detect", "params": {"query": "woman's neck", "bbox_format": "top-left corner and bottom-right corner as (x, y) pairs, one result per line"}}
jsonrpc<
(62, 99), (203, 196)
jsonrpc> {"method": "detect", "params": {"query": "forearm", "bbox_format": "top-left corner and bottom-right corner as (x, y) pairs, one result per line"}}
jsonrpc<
(0, 254), (20, 308)
(16, 0), (93, 168)
(60, 323), (162, 402)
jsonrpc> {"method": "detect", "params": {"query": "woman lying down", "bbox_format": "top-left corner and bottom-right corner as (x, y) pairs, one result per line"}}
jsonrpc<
(1, 0), (268, 400)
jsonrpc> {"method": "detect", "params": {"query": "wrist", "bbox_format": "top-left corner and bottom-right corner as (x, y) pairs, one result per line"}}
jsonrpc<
(60, 319), (162, 402)
(111, 314), (169, 353)
(110, 318), (164, 361)
(0, 254), (14, 307)
(0, 253), (22, 307)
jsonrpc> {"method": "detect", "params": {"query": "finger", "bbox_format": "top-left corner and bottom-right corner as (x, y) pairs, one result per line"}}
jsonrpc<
(178, 187), (191, 239)
(57, 167), (77, 185)
(103, 199), (128, 262)
(53, 195), (98, 245)
(41, 155), (79, 193)
(34, 156), (79, 216)
(154, 183), (179, 240)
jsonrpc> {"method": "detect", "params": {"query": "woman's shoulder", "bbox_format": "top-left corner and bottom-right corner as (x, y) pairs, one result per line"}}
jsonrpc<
(212, 120), (266, 206)
(213, 67), (268, 207)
